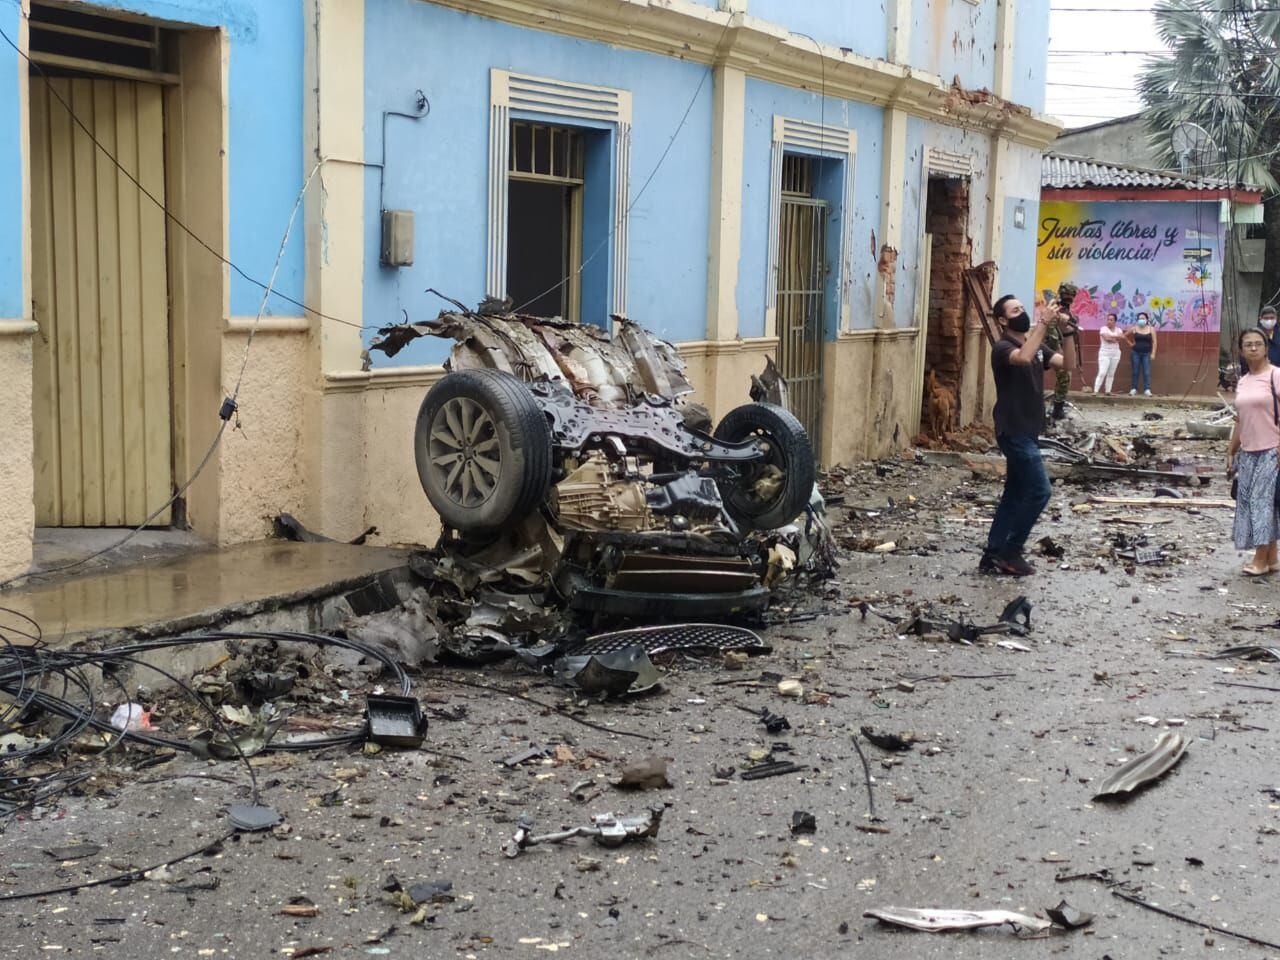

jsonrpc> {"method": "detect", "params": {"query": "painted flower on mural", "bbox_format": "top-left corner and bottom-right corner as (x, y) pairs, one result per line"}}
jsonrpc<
(1103, 289), (1128, 313)
(1129, 289), (1146, 309)
(1069, 287), (1101, 323)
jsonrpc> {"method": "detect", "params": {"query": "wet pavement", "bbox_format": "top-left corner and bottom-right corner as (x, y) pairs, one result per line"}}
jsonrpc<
(3, 541), (408, 645)
(6, 404), (1280, 958)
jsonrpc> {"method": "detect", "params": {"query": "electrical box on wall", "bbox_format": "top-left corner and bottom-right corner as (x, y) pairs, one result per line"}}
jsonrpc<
(381, 210), (414, 267)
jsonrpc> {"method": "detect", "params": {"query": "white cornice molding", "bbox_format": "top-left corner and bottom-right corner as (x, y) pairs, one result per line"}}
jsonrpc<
(420, 0), (1061, 148)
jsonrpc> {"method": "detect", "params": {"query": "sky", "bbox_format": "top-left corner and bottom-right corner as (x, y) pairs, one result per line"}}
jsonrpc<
(1046, 1), (1170, 129)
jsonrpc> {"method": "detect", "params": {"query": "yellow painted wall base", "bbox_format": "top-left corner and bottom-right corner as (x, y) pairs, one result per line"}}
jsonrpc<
(217, 330), (309, 545)
(0, 329), (35, 580)
(679, 337), (779, 426)
(821, 329), (921, 465)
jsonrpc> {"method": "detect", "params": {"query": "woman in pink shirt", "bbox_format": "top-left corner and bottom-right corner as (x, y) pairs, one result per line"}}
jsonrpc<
(1228, 327), (1280, 575)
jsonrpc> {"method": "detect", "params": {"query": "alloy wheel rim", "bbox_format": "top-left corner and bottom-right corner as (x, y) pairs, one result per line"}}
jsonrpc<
(428, 397), (501, 507)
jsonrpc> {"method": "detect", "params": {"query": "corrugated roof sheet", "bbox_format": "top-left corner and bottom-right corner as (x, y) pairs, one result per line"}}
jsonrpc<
(1042, 153), (1245, 191)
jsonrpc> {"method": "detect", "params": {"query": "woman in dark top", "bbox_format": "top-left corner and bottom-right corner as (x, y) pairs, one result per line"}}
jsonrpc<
(1125, 312), (1157, 396)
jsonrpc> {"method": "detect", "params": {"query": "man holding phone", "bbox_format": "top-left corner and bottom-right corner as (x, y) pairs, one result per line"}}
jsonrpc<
(980, 295), (1076, 576)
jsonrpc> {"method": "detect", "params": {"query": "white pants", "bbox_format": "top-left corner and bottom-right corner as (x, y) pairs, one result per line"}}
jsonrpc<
(1094, 352), (1120, 393)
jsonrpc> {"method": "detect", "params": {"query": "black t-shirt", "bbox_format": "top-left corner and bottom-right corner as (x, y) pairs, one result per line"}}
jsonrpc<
(991, 332), (1055, 437)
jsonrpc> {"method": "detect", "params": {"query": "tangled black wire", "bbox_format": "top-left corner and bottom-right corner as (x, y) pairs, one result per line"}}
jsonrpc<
(1, 619), (411, 824)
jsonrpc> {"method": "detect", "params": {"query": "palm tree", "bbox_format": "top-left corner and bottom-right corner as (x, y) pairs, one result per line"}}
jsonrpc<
(1139, 0), (1280, 322)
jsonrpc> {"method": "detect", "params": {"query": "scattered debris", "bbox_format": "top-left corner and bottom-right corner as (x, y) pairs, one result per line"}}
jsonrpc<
(273, 512), (377, 545)
(740, 760), (804, 781)
(502, 804), (666, 858)
(777, 679), (804, 698)
(790, 810), (816, 835)
(860, 727), (915, 752)
(1045, 901), (1094, 930)
(365, 695), (429, 748)
(1093, 732), (1188, 800)
(864, 907), (1051, 934)
(614, 757), (671, 791)
(554, 647), (664, 697)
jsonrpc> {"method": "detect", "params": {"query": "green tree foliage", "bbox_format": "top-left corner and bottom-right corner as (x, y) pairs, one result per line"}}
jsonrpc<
(1139, 0), (1280, 322)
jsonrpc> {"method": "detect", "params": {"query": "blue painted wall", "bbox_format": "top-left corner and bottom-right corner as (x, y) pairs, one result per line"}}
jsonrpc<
(0, 2), (21, 318)
(748, 0), (889, 62)
(1001, 194), (1039, 308)
(739, 78), (885, 337)
(1012, 0), (1049, 113)
(0, 0), (304, 320)
(364, 0), (713, 366)
(910, 0), (996, 91)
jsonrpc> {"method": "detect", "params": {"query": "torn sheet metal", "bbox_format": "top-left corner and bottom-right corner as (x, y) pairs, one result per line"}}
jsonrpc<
(750, 356), (790, 410)
(1093, 732), (1188, 800)
(553, 646), (663, 697)
(864, 907), (1052, 934)
(502, 804), (666, 858)
(1209, 644), (1280, 662)
(370, 309), (693, 407)
(273, 513), (377, 545)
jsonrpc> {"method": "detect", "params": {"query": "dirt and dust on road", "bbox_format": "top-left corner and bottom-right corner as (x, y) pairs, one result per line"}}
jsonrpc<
(6, 398), (1280, 960)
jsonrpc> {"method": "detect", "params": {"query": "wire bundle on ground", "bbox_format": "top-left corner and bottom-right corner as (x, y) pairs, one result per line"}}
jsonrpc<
(1, 625), (412, 823)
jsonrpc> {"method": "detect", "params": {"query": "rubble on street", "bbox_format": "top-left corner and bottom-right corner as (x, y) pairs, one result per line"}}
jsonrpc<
(6, 399), (1280, 957)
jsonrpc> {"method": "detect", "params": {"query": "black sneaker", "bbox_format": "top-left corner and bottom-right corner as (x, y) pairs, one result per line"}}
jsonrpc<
(989, 554), (1035, 577)
(978, 554), (998, 574)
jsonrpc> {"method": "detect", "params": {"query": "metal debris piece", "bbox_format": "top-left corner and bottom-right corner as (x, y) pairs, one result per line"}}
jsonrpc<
(1045, 901), (1093, 929)
(502, 804), (666, 858)
(570, 623), (769, 658)
(365, 695), (428, 748)
(758, 709), (790, 735)
(227, 804), (282, 832)
(740, 760), (803, 781)
(860, 726), (915, 752)
(790, 810), (816, 835)
(273, 513), (377, 545)
(554, 646), (663, 697)
(614, 756), (671, 790)
(1093, 732), (1188, 800)
(750, 356), (790, 410)
(1210, 644), (1280, 662)
(43, 843), (102, 861)
(500, 746), (551, 768)
(864, 906), (1051, 934)
(998, 596), (1032, 633)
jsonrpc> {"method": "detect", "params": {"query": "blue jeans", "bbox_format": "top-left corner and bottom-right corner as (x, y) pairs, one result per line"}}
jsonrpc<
(985, 434), (1052, 560)
(1131, 352), (1151, 392)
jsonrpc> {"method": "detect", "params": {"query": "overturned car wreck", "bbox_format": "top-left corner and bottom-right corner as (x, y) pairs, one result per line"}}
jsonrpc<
(370, 304), (828, 632)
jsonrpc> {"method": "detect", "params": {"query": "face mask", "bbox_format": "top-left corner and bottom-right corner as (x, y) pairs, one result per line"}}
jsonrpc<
(1007, 312), (1031, 334)
(1263, 318), (1277, 330)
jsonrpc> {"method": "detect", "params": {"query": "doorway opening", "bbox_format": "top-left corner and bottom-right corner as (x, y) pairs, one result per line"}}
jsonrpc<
(774, 153), (827, 458)
(918, 175), (972, 439)
(28, 1), (178, 529)
(506, 120), (584, 321)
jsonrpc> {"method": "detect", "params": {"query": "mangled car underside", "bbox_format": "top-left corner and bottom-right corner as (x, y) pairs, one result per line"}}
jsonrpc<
(369, 304), (831, 661)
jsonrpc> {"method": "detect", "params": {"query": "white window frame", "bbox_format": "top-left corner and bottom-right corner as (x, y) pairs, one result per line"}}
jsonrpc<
(487, 69), (632, 318)
(765, 116), (857, 335)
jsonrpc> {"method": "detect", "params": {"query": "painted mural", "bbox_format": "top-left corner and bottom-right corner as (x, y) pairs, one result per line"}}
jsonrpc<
(1035, 200), (1223, 333)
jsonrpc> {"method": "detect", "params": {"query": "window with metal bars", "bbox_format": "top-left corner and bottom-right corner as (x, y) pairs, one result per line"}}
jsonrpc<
(506, 121), (585, 321)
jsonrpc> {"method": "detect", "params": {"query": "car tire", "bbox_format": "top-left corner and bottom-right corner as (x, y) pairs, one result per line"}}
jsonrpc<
(415, 369), (553, 536)
(712, 403), (815, 531)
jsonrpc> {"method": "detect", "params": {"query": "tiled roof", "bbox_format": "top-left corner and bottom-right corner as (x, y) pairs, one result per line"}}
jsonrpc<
(1042, 153), (1244, 191)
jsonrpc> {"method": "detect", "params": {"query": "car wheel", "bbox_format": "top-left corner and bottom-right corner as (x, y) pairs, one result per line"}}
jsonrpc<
(712, 402), (815, 531)
(415, 369), (553, 536)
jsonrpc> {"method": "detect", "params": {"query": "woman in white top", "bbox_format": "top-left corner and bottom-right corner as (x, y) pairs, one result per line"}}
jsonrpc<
(1093, 312), (1124, 395)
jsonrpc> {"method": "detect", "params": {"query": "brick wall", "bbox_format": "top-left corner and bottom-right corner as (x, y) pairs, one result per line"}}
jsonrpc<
(924, 177), (972, 395)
